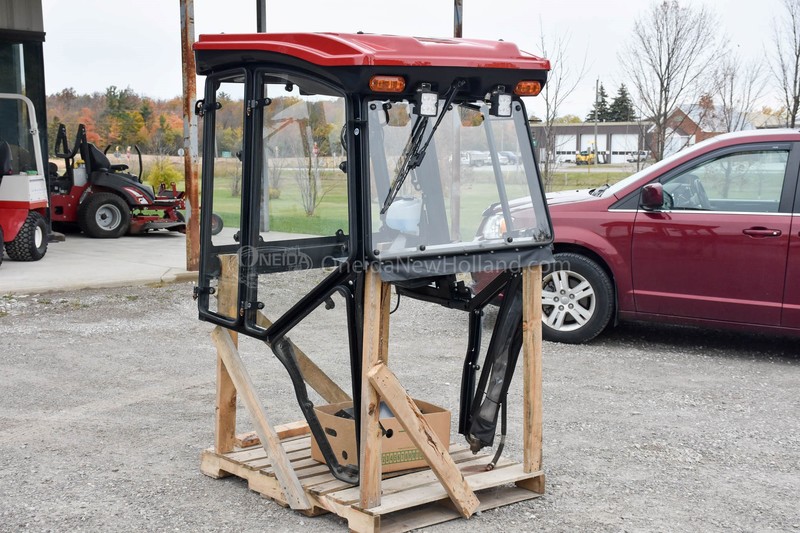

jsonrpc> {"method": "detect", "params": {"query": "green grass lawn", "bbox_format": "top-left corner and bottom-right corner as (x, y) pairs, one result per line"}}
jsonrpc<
(209, 166), (634, 238)
(546, 170), (630, 191)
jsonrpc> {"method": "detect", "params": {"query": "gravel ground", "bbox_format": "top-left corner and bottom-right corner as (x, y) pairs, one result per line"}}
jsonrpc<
(1, 278), (799, 532)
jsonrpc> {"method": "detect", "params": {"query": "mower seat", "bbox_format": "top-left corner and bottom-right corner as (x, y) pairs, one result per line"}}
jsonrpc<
(87, 144), (111, 172)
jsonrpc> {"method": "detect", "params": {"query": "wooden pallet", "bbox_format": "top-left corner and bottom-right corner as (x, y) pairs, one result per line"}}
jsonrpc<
(204, 259), (545, 532)
(201, 434), (544, 533)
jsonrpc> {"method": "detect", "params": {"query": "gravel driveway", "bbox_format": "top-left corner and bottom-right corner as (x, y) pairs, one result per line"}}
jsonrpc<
(1, 281), (798, 532)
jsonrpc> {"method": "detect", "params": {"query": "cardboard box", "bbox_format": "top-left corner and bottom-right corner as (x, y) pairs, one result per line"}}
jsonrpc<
(309, 399), (451, 473)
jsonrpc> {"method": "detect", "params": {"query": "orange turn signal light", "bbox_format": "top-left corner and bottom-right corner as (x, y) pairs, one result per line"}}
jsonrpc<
(369, 76), (406, 93)
(514, 81), (542, 96)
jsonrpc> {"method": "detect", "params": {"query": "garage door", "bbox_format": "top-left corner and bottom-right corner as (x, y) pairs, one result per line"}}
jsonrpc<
(554, 134), (577, 162)
(610, 133), (639, 163)
(580, 134), (607, 152)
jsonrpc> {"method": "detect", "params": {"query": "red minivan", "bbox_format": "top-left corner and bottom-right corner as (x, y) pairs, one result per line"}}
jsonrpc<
(475, 129), (800, 343)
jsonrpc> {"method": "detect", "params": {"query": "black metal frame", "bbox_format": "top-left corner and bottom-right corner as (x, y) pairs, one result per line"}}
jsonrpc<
(194, 57), (553, 484)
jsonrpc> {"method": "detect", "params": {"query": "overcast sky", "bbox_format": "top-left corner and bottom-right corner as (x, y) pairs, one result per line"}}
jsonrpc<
(40, 0), (781, 118)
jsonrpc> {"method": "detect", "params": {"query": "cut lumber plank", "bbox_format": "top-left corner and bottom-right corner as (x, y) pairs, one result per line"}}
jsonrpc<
(331, 453), (497, 508)
(359, 269), (390, 509)
(236, 420), (311, 447)
(368, 363), (480, 519)
(362, 462), (538, 516)
(522, 265), (543, 474)
(214, 254), (239, 454)
(380, 485), (540, 533)
(211, 326), (311, 511)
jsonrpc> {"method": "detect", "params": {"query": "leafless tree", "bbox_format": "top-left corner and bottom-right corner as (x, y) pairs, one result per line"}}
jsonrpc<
(620, 1), (724, 161)
(534, 21), (587, 190)
(715, 56), (766, 132)
(771, 0), (800, 127)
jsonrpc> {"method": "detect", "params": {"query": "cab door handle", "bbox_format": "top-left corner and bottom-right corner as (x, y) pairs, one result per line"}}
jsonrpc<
(743, 227), (782, 237)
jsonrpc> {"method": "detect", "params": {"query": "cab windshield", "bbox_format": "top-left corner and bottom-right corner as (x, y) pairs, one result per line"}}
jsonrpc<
(368, 97), (550, 260)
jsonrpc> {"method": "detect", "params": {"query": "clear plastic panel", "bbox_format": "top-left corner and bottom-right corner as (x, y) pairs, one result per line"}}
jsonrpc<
(258, 80), (348, 243)
(253, 75), (349, 327)
(210, 82), (245, 248)
(369, 99), (549, 260)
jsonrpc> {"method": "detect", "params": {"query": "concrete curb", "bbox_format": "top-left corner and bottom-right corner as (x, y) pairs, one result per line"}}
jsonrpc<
(0, 270), (198, 296)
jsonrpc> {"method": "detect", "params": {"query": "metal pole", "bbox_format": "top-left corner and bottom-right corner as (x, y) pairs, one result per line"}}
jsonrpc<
(593, 78), (599, 167)
(256, 0), (266, 32)
(180, 0), (200, 271)
(257, 0), (269, 230)
(454, 0), (463, 38)
(450, 0), (463, 239)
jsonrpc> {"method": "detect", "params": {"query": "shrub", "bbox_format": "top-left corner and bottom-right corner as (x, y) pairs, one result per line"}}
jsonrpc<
(145, 158), (183, 189)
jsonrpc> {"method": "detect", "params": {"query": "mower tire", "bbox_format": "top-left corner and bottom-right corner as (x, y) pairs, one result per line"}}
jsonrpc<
(211, 213), (223, 235)
(79, 193), (130, 239)
(6, 211), (48, 261)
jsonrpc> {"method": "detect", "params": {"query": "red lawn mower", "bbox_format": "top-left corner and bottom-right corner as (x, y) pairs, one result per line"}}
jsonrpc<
(49, 123), (187, 238)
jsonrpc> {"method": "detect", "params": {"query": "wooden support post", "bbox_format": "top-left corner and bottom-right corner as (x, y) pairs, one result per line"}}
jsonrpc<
(359, 268), (391, 509)
(521, 265), (544, 489)
(368, 363), (480, 519)
(214, 254), (239, 454)
(211, 326), (311, 511)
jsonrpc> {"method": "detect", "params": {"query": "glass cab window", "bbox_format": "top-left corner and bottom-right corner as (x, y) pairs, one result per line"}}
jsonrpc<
(368, 97), (549, 261)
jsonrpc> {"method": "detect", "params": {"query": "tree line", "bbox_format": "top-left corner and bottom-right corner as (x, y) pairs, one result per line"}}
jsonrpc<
(584, 84), (637, 122)
(535, 0), (800, 187)
(46, 86), (186, 157)
(46, 87), (341, 162)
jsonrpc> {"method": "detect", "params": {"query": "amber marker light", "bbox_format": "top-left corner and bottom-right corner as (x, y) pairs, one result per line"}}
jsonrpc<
(514, 81), (542, 96)
(369, 76), (406, 93)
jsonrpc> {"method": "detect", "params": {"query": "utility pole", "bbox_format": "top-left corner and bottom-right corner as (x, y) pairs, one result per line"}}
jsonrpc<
(257, 0), (266, 32)
(454, 0), (463, 37)
(593, 77), (599, 169)
(180, 0), (200, 271)
(450, 0), (463, 240)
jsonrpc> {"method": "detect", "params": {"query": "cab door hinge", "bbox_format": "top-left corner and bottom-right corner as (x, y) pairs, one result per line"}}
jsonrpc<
(246, 98), (272, 117)
(194, 99), (222, 117)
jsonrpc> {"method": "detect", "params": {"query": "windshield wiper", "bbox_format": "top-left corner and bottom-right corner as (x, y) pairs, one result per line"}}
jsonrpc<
(380, 79), (465, 214)
(590, 183), (610, 197)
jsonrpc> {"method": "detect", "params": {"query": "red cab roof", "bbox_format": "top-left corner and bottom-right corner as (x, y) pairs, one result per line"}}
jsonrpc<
(194, 32), (550, 71)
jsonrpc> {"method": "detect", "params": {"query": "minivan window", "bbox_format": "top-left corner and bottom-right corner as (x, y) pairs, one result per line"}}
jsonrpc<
(663, 150), (789, 213)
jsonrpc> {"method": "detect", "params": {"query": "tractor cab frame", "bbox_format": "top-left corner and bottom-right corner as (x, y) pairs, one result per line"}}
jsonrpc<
(194, 32), (553, 484)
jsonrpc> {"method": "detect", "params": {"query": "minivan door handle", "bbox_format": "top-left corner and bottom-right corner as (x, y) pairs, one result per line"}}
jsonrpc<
(743, 227), (782, 237)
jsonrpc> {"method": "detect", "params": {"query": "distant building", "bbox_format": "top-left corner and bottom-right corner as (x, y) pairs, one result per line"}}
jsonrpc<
(530, 121), (652, 164)
(0, 0), (47, 154)
(660, 103), (760, 158)
(745, 111), (786, 130)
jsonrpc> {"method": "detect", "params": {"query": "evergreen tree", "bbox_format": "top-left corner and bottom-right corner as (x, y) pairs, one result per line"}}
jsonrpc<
(609, 84), (637, 122)
(585, 83), (611, 122)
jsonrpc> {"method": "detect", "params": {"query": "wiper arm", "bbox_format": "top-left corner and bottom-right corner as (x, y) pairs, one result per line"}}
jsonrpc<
(591, 183), (610, 197)
(380, 114), (428, 214)
(380, 79), (465, 214)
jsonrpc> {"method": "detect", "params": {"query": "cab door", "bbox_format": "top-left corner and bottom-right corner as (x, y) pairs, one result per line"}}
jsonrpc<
(631, 143), (798, 325)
